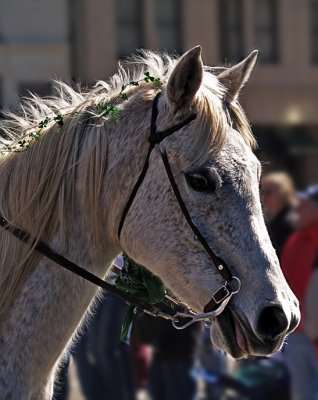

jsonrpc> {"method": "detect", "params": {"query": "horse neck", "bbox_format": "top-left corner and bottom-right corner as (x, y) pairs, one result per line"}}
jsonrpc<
(0, 115), (127, 317)
(0, 95), (154, 394)
(0, 126), (124, 389)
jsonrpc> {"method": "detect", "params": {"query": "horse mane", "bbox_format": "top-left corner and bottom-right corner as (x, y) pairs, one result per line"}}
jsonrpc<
(0, 50), (255, 314)
(0, 50), (255, 151)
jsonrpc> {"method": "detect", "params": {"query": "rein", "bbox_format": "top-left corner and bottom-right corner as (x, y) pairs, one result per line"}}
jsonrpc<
(0, 215), (187, 323)
(0, 91), (241, 330)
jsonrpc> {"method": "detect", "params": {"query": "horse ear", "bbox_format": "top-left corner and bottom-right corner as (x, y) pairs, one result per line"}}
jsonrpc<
(166, 46), (203, 112)
(218, 50), (258, 103)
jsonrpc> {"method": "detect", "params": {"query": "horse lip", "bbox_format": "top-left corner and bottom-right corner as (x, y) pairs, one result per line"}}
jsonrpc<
(215, 307), (282, 358)
(232, 313), (251, 354)
(229, 307), (285, 355)
(214, 308), (246, 359)
(227, 308), (253, 356)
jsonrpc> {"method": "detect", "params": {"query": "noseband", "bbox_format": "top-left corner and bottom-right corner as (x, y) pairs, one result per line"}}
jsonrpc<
(118, 92), (241, 327)
(0, 91), (241, 330)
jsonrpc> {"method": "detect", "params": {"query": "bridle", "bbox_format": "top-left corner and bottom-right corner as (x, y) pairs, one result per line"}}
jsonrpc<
(0, 91), (241, 330)
(118, 91), (241, 327)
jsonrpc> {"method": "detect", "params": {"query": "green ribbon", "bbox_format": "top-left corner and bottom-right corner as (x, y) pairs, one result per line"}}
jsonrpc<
(115, 253), (166, 342)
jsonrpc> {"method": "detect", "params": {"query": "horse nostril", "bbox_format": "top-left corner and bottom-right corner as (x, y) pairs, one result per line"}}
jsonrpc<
(257, 306), (289, 340)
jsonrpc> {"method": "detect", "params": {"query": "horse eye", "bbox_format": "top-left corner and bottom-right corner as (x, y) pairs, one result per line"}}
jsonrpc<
(185, 170), (217, 193)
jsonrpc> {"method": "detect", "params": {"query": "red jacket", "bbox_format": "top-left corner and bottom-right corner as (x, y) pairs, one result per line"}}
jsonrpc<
(281, 223), (318, 331)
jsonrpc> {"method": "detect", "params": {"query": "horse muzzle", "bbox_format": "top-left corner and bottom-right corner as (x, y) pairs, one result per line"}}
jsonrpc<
(211, 303), (300, 359)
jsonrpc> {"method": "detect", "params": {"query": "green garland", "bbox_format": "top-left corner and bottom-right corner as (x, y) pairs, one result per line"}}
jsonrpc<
(1, 72), (161, 154)
(115, 253), (166, 342)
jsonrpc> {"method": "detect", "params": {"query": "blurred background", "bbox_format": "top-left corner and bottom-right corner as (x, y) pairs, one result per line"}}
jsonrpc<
(1, 1), (318, 399)
(1, 0), (318, 186)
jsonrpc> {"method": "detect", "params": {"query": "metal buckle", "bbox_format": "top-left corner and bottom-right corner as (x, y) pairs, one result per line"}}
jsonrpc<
(212, 277), (241, 304)
(212, 285), (231, 304)
(172, 297), (231, 330)
(171, 277), (242, 330)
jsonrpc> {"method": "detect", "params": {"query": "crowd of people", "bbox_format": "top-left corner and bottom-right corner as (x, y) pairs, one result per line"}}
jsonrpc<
(53, 172), (318, 400)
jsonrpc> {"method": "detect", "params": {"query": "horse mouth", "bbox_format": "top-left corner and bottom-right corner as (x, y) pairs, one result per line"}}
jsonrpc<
(211, 307), (284, 359)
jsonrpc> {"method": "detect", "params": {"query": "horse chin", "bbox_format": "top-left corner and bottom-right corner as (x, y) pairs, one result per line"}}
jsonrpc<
(210, 308), (284, 359)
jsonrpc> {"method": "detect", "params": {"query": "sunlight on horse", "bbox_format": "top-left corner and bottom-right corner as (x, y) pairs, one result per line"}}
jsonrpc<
(0, 46), (299, 399)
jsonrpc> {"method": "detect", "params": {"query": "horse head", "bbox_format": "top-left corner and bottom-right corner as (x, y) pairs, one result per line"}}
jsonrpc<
(116, 46), (300, 358)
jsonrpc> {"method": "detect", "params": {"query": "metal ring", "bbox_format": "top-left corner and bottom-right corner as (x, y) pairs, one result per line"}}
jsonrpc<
(228, 276), (241, 294)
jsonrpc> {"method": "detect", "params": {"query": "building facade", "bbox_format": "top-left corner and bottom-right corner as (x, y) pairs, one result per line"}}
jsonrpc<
(1, 0), (318, 185)
(0, 0), (70, 109)
(71, 0), (318, 186)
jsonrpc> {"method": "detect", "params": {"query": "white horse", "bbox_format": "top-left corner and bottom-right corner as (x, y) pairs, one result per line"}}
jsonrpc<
(0, 46), (299, 399)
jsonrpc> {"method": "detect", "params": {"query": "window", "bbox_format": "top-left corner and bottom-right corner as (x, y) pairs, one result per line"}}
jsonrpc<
(155, 0), (182, 54)
(311, 0), (318, 63)
(219, 0), (244, 62)
(254, 0), (279, 64)
(116, 0), (143, 57)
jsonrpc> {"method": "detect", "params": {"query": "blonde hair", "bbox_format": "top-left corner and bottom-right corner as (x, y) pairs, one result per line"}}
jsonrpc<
(261, 172), (295, 206)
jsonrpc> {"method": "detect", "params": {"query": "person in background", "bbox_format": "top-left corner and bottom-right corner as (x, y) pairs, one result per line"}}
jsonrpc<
(281, 184), (318, 400)
(72, 291), (136, 400)
(136, 313), (202, 400)
(261, 172), (297, 257)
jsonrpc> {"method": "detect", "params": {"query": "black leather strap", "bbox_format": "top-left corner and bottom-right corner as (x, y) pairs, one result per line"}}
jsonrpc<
(0, 216), (184, 317)
(159, 147), (233, 283)
(118, 92), (196, 237)
(118, 143), (155, 237)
